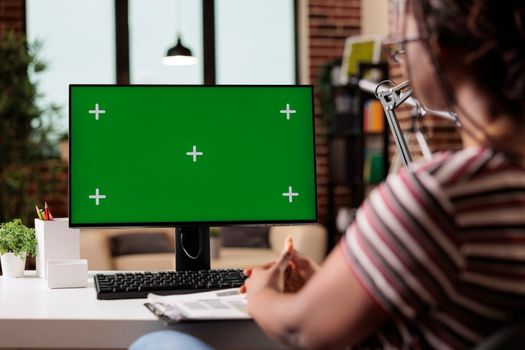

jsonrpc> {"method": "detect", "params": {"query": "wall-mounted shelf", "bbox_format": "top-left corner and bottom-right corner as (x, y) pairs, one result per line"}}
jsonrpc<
(326, 62), (390, 246)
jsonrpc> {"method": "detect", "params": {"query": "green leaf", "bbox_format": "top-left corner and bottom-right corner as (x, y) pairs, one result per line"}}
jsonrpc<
(0, 219), (37, 258)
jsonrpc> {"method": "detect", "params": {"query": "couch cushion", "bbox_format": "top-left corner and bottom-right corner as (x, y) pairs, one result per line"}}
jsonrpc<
(110, 233), (172, 256)
(220, 226), (269, 248)
(211, 248), (278, 269)
(114, 253), (175, 271)
(113, 248), (279, 271)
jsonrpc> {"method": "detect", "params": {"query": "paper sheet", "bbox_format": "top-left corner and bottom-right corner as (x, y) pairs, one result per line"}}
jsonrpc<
(146, 288), (251, 321)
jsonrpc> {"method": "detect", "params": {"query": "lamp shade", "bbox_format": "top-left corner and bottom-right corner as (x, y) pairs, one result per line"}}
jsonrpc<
(162, 35), (197, 66)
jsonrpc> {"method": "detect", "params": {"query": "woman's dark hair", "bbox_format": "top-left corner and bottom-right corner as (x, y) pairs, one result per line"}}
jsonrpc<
(411, 0), (525, 120)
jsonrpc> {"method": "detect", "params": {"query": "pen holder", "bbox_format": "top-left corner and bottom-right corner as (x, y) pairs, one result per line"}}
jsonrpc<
(35, 218), (80, 279)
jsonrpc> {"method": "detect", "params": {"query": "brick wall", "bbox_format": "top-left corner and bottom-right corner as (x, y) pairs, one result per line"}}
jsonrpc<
(0, 0), (24, 35)
(0, 0), (69, 225)
(308, 0), (361, 226)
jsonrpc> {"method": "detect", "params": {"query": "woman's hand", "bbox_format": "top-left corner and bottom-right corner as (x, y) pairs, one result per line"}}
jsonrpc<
(239, 248), (290, 295)
(244, 261), (283, 301)
(243, 246), (387, 349)
(283, 249), (320, 293)
(240, 248), (320, 295)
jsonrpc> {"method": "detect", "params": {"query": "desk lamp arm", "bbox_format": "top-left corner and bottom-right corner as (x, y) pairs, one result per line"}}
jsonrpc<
(375, 80), (414, 167)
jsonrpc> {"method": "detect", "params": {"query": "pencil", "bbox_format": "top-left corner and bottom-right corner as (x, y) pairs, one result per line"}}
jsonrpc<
(47, 206), (54, 220)
(35, 205), (43, 220)
(45, 202), (50, 221)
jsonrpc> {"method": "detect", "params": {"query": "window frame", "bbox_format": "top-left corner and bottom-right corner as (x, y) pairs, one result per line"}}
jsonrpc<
(25, 0), (299, 86)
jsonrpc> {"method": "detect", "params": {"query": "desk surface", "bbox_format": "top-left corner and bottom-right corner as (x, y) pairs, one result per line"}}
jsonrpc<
(0, 271), (284, 350)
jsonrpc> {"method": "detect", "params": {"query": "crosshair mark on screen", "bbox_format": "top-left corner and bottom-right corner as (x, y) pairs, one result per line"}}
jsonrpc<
(88, 103), (106, 121)
(186, 145), (204, 162)
(282, 186), (299, 203)
(88, 188), (107, 206)
(280, 103), (296, 120)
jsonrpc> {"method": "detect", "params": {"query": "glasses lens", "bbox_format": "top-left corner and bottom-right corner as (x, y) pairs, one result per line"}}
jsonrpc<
(384, 40), (405, 64)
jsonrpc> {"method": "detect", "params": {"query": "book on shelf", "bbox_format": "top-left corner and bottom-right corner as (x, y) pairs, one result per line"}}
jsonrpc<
(339, 35), (382, 84)
(363, 150), (384, 184)
(363, 100), (384, 133)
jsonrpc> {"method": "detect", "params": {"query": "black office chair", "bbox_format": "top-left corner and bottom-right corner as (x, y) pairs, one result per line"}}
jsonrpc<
(474, 320), (525, 350)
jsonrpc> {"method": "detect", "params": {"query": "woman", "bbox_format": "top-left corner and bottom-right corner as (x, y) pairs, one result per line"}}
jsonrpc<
(131, 0), (525, 348)
(244, 0), (525, 348)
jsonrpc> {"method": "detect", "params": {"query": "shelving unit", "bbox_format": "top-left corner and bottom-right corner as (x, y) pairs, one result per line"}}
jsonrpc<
(326, 62), (390, 247)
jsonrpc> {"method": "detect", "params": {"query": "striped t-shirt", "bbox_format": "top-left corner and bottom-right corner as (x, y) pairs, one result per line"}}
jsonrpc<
(342, 147), (525, 349)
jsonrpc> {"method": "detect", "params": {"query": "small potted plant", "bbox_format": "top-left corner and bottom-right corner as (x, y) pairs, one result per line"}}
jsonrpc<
(0, 219), (37, 278)
(209, 227), (222, 259)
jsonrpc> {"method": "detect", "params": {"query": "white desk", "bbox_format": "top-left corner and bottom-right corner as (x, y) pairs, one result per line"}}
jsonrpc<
(0, 272), (284, 350)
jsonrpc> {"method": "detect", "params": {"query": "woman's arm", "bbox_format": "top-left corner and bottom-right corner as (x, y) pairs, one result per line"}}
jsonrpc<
(246, 244), (387, 350)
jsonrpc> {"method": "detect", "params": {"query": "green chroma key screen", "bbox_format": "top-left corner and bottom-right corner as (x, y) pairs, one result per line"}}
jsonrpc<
(69, 85), (317, 226)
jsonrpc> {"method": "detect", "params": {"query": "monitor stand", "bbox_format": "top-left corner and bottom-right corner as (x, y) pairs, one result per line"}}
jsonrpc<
(175, 226), (211, 271)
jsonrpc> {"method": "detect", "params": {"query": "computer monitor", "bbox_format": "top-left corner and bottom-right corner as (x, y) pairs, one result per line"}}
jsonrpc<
(69, 85), (317, 270)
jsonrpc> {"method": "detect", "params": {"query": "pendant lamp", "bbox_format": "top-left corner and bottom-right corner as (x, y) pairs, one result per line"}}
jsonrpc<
(162, 0), (196, 66)
(162, 33), (197, 66)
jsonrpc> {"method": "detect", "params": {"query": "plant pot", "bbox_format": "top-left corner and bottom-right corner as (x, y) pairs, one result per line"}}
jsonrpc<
(210, 237), (222, 260)
(0, 253), (26, 278)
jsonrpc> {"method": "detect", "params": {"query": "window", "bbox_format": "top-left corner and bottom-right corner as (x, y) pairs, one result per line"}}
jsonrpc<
(26, 0), (298, 127)
(27, 0), (115, 132)
(215, 0), (296, 84)
(129, 0), (203, 84)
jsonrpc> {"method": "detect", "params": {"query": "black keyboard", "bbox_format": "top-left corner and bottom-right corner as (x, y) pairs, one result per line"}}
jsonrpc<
(94, 269), (246, 300)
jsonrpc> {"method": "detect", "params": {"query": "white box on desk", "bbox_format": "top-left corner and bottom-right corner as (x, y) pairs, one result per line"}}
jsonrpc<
(35, 218), (80, 279)
(47, 259), (88, 289)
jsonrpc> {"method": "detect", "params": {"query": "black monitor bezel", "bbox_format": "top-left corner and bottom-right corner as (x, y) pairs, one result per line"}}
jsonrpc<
(68, 84), (317, 228)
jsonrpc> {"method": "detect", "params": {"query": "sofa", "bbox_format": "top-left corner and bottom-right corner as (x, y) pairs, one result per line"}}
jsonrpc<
(80, 224), (328, 271)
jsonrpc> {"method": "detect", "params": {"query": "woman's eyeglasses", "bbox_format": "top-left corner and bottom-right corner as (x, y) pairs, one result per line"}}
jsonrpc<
(383, 33), (430, 63)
